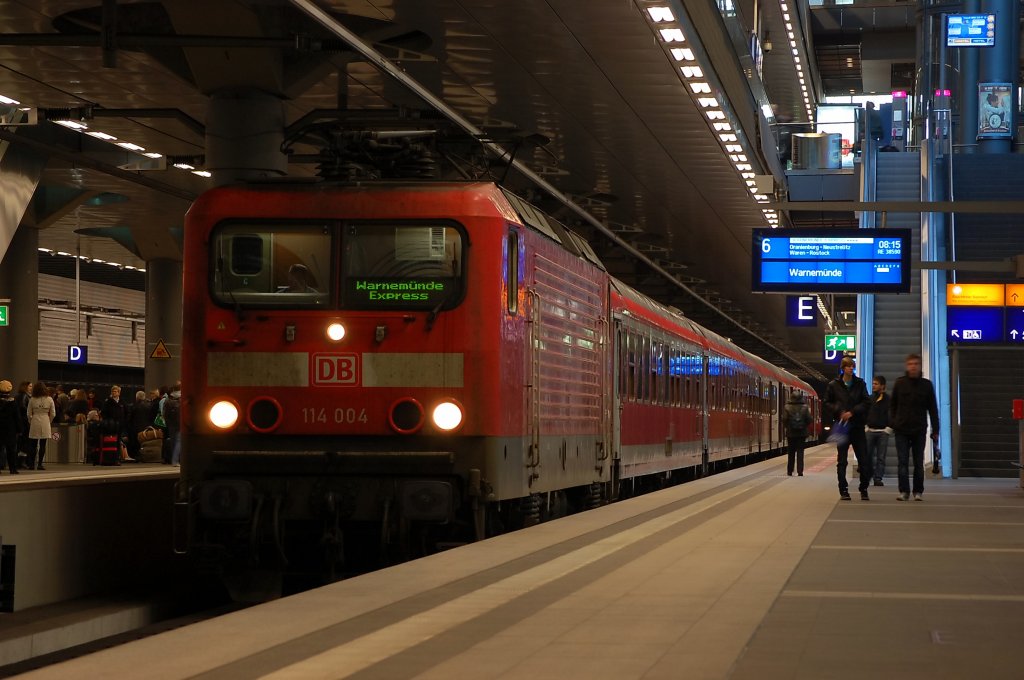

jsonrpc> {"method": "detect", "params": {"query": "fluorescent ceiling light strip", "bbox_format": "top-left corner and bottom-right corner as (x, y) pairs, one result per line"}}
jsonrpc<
(86, 131), (117, 141)
(670, 47), (695, 61)
(54, 120), (88, 130)
(0, 94), (20, 105)
(647, 7), (675, 22)
(117, 142), (145, 152)
(659, 28), (685, 42)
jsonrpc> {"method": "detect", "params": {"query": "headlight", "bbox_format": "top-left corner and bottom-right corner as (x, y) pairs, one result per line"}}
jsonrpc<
(326, 322), (346, 341)
(432, 401), (463, 431)
(209, 400), (239, 429)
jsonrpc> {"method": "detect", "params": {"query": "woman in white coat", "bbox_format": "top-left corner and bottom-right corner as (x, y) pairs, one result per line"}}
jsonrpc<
(27, 382), (55, 470)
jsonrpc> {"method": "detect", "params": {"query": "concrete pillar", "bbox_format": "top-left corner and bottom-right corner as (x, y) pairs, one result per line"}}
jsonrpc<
(0, 225), (39, 383)
(205, 89), (287, 186)
(957, 0), (981, 152)
(144, 258), (182, 391)
(977, 0), (1019, 153)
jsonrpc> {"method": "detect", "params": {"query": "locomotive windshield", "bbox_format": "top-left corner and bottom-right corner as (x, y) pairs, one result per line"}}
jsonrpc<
(212, 223), (332, 307)
(209, 221), (464, 311)
(341, 224), (463, 311)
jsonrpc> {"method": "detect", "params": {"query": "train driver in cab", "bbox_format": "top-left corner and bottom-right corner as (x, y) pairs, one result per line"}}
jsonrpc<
(278, 263), (319, 294)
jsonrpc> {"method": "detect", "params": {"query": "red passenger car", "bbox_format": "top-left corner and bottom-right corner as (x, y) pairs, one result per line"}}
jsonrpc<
(176, 182), (817, 595)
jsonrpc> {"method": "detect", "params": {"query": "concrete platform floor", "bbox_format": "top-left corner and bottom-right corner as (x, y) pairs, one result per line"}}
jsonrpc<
(17, 445), (1024, 679)
(0, 463), (178, 489)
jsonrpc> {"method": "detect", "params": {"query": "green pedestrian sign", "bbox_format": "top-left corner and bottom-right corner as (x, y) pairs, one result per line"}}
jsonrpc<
(0, 305), (7, 326)
(824, 334), (856, 352)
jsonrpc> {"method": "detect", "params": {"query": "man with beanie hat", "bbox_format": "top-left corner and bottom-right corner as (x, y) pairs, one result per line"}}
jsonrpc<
(0, 380), (21, 474)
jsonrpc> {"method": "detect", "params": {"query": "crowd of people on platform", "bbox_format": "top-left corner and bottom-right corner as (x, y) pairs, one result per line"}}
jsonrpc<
(0, 380), (182, 473)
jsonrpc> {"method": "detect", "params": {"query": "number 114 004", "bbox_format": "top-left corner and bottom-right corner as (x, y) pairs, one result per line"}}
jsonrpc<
(301, 407), (368, 424)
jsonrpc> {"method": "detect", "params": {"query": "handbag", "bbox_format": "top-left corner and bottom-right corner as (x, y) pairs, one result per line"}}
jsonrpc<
(826, 420), (850, 446)
(138, 426), (164, 442)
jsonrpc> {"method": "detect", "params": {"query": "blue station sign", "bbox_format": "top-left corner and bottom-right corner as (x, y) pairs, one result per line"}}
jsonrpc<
(67, 345), (88, 365)
(947, 307), (1003, 343)
(786, 295), (818, 327)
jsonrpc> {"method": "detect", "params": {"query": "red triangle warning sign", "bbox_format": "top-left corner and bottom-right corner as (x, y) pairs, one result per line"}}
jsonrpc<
(150, 339), (172, 359)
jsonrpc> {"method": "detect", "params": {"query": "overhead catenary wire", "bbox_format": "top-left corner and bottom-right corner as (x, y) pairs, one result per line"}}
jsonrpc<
(288, 0), (824, 382)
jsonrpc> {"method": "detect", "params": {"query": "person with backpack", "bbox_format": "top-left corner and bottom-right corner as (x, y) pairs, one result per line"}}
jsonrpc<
(784, 391), (812, 476)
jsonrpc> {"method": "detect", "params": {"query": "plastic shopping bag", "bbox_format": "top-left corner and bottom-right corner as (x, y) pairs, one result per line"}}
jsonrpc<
(827, 420), (850, 446)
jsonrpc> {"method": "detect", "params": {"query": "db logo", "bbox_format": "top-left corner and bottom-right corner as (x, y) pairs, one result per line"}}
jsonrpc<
(313, 353), (359, 385)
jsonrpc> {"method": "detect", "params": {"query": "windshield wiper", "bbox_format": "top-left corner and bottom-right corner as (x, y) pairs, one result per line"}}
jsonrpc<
(425, 291), (454, 331)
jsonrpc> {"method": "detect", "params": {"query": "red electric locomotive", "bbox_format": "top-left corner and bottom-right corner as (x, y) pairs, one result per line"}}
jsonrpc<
(176, 181), (817, 596)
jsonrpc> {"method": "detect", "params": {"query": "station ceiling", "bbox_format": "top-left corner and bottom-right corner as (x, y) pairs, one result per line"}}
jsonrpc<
(0, 0), (833, 383)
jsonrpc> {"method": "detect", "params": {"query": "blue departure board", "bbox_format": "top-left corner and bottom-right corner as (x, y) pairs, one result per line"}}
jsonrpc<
(752, 228), (912, 293)
(947, 14), (995, 47)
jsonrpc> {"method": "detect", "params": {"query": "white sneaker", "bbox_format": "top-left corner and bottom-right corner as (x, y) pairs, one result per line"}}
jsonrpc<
(913, 493), (923, 501)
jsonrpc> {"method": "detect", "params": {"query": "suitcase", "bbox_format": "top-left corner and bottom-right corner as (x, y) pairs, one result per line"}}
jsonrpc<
(99, 435), (120, 466)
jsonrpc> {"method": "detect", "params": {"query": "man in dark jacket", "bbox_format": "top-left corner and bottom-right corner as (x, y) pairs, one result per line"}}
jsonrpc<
(0, 380), (22, 474)
(865, 375), (891, 487)
(824, 357), (872, 501)
(889, 353), (939, 501)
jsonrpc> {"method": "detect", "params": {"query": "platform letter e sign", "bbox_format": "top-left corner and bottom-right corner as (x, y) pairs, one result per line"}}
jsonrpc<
(313, 353), (359, 386)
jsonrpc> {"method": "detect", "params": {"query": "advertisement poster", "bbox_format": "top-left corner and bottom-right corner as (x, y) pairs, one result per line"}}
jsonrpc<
(978, 83), (1012, 137)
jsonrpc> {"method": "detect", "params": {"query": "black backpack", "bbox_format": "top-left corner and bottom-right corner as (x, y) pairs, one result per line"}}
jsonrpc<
(787, 406), (807, 435)
(163, 396), (181, 429)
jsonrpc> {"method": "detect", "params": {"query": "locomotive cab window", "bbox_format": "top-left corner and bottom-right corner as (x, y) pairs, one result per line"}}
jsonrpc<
(212, 223), (332, 307)
(342, 223), (465, 311)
